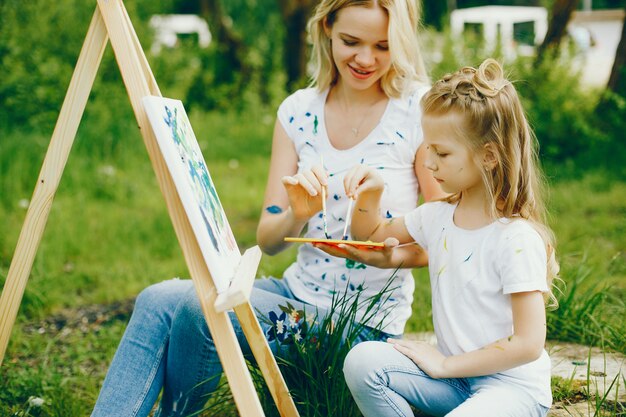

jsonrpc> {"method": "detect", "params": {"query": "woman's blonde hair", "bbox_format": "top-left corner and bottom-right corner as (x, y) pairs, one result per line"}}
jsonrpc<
(422, 59), (559, 305)
(307, 0), (429, 97)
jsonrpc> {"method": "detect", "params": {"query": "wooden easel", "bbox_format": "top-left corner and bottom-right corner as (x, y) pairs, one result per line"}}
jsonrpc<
(0, 1), (299, 416)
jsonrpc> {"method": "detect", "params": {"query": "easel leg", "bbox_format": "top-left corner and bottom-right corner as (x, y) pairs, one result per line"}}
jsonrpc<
(0, 6), (108, 367)
(234, 302), (300, 417)
(97, 1), (268, 415)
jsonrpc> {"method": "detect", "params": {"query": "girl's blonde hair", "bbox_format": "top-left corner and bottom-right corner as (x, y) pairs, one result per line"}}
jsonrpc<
(422, 59), (559, 305)
(307, 0), (429, 97)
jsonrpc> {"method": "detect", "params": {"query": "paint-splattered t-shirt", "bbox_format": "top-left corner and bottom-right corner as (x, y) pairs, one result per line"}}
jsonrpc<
(278, 87), (429, 336)
(405, 201), (552, 407)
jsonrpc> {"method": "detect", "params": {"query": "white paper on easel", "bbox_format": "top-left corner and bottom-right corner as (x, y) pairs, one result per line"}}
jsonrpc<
(142, 96), (241, 294)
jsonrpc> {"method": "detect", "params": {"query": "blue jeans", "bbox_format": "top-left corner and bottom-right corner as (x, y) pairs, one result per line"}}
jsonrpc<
(91, 277), (391, 417)
(343, 341), (550, 417)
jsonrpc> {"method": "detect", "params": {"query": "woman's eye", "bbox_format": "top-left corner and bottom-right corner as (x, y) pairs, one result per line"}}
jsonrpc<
(376, 44), (389, 51)
(342, 39), (357, 46)
(437, 153), (448, 158)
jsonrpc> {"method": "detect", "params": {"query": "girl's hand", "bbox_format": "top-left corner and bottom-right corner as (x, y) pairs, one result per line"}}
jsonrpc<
(313, 237), (400, 268)
(388, 338), (448, 379)
(282, 165), (327, 221)
(343, 164), (385, 199)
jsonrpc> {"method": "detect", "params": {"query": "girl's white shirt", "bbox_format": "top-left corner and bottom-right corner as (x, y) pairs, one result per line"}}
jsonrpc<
(405, 201), (552, 407)
(277, 86), (429, 336)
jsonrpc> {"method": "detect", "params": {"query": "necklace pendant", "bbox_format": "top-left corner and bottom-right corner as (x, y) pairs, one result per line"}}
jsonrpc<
(351, 127), (358, 136)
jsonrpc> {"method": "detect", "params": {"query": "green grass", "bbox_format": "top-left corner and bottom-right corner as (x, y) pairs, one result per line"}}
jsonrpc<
(1, 108), (625, 415)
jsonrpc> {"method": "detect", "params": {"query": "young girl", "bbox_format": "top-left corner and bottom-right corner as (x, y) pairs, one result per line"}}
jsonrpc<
(339, 59), (559, 417)
(91, 1), (443, 416)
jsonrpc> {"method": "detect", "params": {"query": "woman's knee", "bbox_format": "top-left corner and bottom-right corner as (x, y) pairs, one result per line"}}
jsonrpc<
(134, 278), (192, 313)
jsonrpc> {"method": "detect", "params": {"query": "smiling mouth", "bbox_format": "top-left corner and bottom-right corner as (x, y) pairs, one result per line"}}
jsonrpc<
(349, 65), (374, 78)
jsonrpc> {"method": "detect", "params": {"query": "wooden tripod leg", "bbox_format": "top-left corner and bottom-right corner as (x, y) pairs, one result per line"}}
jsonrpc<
(98, 1), (265, 415)
(234, 302), (301, 417)
(0, 6), (108, 367)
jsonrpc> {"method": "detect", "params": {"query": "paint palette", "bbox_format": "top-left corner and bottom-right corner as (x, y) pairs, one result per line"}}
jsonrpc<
(284, 237), (385, 250)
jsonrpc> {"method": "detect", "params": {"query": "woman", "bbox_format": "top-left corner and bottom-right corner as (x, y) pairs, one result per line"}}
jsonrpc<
(91, 1), (442, 416)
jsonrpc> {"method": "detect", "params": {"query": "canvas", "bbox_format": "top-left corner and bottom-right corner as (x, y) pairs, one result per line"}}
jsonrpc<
(143, 96), (241, 294)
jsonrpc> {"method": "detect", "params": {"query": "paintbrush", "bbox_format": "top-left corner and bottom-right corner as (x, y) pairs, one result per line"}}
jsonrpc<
(342, 197), (353, 240)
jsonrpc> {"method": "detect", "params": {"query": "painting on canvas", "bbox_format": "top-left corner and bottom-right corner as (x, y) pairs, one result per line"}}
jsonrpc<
(142, 96), (240, 293)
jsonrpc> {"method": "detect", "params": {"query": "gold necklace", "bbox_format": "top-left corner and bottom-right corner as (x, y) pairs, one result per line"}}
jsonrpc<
(348, 98), (385, 137)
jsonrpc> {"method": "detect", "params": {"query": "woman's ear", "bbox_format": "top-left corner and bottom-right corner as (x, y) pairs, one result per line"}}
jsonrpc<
(323, 16), (332, 37)
(482, 143), (498, 171)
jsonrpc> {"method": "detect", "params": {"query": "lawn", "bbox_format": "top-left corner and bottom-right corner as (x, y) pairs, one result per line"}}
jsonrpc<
(0, 106), (624, 416)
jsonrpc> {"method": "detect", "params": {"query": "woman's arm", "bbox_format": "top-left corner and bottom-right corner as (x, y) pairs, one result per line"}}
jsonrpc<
(389, 291), (547, 378)
(314, 238), (428, 269)
(414, 143), (447, 202)
(256, 121), (326, 255)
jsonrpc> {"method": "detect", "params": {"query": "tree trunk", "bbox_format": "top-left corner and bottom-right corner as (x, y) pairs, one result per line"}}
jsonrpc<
(607, 6), (626, 95)
(536, 0), (579, 61)
(277, 0), (317, 91)
(198, 0), (248, 79)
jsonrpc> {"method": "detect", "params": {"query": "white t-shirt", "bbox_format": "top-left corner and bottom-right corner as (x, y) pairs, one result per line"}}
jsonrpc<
(405, 201), (552, 406)
(277, 87), (429, 336)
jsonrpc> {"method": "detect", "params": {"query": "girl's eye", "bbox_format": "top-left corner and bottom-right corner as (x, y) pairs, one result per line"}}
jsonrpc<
(342, 39), (357, 46)
(437, 153), (448, 158)
(376, 44), (389, 51)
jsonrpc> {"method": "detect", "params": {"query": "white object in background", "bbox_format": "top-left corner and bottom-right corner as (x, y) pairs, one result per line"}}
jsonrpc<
(149, 14), (212, 54)
(450, 6), (548, 59)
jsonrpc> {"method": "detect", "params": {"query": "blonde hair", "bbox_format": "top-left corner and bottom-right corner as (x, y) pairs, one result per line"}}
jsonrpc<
(307, 0), (429, 97)
(422, 59), (559, 305)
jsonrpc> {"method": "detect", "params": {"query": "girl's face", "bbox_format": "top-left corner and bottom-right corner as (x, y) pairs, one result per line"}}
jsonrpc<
(325, 6), (391, 92)
(422, 113), (485, 195)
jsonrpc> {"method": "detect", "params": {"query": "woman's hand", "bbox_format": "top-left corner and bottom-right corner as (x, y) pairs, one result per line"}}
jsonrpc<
(282, 164), (328, 222)
(343, 164), (385, 199)
(388, 338), (448, 379)
(313, 237), (400, 268)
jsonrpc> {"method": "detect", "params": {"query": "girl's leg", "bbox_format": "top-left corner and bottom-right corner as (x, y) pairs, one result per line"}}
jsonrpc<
(91, 278), (193, 417)
(446, 377), (549, 417)
(343, 341), (470, 417)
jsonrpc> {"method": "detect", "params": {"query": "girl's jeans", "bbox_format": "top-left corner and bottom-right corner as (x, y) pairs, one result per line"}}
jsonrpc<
(343, 341), (550, 417)
(91, 278), (390, 417)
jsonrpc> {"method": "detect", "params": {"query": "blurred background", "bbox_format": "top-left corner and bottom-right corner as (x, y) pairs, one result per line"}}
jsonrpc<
(0, 0), (624, 415)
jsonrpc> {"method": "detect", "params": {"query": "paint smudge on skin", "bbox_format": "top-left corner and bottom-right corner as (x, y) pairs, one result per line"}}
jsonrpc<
(266, 205), (283, 214)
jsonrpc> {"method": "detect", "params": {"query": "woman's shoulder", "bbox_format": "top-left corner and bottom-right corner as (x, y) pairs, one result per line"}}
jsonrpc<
(281, 87), (325, 108)
(388, 84), (431, 117)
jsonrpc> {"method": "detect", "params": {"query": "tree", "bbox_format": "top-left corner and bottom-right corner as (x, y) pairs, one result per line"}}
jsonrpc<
(606, 5), (626, 95)
(536, 0), (579, 61)
(277, 0), (317, 90)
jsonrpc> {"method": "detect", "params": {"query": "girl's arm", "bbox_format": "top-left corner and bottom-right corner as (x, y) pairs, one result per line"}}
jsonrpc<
(344, 165), (414, 244)
(256, 121), (326, 255)
(390, 290), (547, 378)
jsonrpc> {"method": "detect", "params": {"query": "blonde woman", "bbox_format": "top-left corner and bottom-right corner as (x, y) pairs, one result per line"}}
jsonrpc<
(92, 1), (443, 416)
(340, 59), (558, 417)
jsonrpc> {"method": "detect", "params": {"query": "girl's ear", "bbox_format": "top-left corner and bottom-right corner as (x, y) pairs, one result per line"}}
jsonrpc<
(481, 143), (498, 171)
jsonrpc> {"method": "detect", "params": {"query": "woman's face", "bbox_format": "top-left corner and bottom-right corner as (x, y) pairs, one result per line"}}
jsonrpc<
(325, 5), (392, 92)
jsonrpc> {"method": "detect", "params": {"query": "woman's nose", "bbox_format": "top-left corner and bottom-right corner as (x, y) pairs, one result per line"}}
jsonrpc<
(354, 47), (375, 67)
